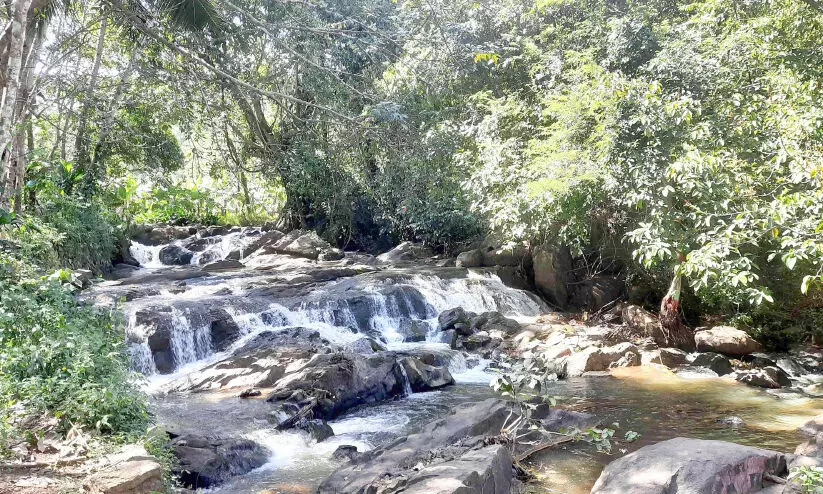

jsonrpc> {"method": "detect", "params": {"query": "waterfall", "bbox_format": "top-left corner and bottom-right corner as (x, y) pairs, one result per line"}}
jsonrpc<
(397, 363), (414, 396)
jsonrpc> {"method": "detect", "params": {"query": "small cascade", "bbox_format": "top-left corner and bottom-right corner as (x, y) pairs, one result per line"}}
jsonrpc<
(397, 362), (414, 396)
(168, 310), (213, 368)
(129, 242), (165, 268)
(128, 342), (157, 375)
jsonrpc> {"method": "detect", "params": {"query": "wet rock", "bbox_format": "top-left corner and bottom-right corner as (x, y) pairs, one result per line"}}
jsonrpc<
(265, 350), (407, 421)
(439, 329), (457, 348)
(455, 249), (483, 268)
(201, 259), (244, 272)
(158, 244), (194, 265)
(532, 244), (573, 309)
(399, 357), (455, 392)
(332, 445), (360, 462)
(238, 388), (261, 398)
(735, 366), (791, 388)
(209, 307), (242, 352)
(462, 332), (495, 352)
(695, 326), (763, 356)
(470, 311), (521, 335)
(397, 318), (429, 343)
(376, 241), (434, 263)
(184, 236), (221, 252)
(107, 263), (141, 279)
(344, 337), (384, 354)
(566, 343), (640, 377)
(743, 352), (777, 368)
(481, 241), (530, 267)
(776, 356), (807, 377)
(438, 307), (475, 334)
(170, 433), (269, 489)
(296, 419), (334, 442)
(318, 399), (517, 493)
(591, 437), (788, 494)
(693, 352), (733, 376)
(717, 416), (745, 427)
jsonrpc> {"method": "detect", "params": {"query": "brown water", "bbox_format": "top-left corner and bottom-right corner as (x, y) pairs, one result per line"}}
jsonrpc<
(526, 366), (823, 494)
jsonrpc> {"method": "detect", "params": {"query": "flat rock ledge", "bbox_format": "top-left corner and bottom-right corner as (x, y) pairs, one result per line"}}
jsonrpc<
(591, 437), (788, 494)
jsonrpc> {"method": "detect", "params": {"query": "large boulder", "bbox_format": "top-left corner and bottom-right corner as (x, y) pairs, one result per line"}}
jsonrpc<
(399, 357), (455, 392)
(226, 230), (285, 260)
(265, 350), (407, 421)
(481, 241), (530, 267)
(566, 343), (641, 377)
(470, 311), (521, 335)
(208, 307), (242, 352)
(158, 244), (194, 265)
(591, 438), (789, 494)
(169, 433), (269, 489)
(571, 275), (626, 312)
(532, 244), (573, 308)
(438, 307), (476, 335)
(695, 326), (763, 356)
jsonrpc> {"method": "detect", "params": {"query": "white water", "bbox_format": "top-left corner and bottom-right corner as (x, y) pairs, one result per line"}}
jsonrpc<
(129, 227), (262, 267)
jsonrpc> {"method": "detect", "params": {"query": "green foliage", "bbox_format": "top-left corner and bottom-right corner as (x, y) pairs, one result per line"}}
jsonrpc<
(789, 465), (823, 494)
(127, 183), (221, 226)
(0, 275), (148, 439)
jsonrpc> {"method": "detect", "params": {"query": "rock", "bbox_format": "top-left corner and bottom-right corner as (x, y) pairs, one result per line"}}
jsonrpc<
(267, 229), (335, 260)
(799, 414), (823, 438)
(132, 225), (197, 246)
(399, 357), (455, 392)
(400, 445), (513, 494)
(590, 437), (789, 494)
(158, 244), (194, 265)
(566, 343), (641, 377)
(462, 331), (495, 351)
(208, 307), (242, 352)
(438, 307), (475, 333)
(238, 388), (261, 398)
(439, 329), (457, 348)
(332, 445), (360, 462)
(481, 241), (530, 267)
(695, 326), (763, 356)
(736, 366), (791, 388)
(717, 416), (745, 427)
(318, 399), (516, 493)
(226, 230), (284, 260)
(377, 241), (434, 263)
(265, 350), (407, 421)
(397, 318), (429, 343)
(532, 244), (573, 309)
(455, 249), (483, 268)
(693, 352), (733, 376)
(171, 434), (269, 489)
(296, 419), (334, 442)
(642, 347), (688, 367)
(319, 248), (345, 261)
(471, 311), (521, 335)
(344, 337), (381, 354)
(201, 259), (244, 272)
(743, 352), (777, 368)
(84, 459), (164, 494)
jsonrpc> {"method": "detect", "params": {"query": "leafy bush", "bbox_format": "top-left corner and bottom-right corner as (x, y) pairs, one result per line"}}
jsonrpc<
(127, 183), (220, 226)
(0, 274), (148, 438)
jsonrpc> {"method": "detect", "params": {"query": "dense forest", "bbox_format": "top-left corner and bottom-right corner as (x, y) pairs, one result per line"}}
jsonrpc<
(1, 0), (822, 490)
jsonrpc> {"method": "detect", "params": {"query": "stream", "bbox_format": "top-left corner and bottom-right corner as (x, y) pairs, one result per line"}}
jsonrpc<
(87, 227), (823, 493)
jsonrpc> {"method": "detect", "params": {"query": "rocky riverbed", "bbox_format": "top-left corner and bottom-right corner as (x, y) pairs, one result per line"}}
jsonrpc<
(6, 225), (823, 493)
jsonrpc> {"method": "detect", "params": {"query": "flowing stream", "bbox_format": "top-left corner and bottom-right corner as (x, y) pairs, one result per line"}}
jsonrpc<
(87, 229), (823, 493)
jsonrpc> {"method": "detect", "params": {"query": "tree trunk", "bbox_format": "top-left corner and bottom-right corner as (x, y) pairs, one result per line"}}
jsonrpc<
(0, 0), (33, 208)
(659, 269), (695, 350)
(76, 14), (109, 197)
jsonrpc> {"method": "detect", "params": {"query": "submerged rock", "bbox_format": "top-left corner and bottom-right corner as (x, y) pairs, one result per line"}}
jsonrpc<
(695, 326), (763, 356)
(591, 437), (788, 494)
